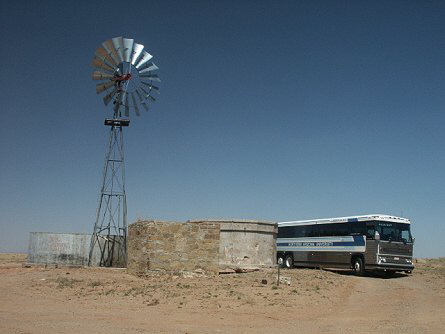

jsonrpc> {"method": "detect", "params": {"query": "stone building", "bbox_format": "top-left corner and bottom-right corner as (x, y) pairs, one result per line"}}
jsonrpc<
(127, 219), (277, 275)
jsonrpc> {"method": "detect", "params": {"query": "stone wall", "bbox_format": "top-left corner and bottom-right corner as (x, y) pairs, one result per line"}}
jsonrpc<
(127, 219), (277, 275)
(127, 221), (220, 275)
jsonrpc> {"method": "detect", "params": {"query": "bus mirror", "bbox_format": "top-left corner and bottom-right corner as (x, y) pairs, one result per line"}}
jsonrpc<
(374, 231), (380, 240)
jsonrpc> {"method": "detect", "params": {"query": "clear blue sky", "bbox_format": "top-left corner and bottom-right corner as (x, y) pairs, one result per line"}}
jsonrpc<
(0, 0), (444, 258)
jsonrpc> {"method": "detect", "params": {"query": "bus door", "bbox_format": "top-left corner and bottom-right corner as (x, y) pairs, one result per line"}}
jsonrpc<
(364, 221), (379, 265)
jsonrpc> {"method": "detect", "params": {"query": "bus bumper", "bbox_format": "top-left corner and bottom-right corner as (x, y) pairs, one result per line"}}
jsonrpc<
(367, 263), (414, 272)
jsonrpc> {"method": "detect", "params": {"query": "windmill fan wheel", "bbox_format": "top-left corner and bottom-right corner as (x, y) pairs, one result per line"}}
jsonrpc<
(92, 36), (160, 117)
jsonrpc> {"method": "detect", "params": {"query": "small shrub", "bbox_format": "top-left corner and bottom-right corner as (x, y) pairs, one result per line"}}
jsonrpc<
(90, 280), (102, 288)
(105, 289), (115, 296)
(56, 277), (81, 289)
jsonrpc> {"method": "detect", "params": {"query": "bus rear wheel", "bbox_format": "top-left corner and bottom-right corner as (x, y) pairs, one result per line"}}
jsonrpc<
(352, 257), (365, 276)
(284, 254), (294, 269)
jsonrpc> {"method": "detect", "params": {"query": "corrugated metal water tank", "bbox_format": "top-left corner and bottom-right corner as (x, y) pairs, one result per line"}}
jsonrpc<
(27, 232), (105, 266)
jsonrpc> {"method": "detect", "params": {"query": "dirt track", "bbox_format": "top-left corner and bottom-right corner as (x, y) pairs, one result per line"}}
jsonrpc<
(0, 254), (444, 333)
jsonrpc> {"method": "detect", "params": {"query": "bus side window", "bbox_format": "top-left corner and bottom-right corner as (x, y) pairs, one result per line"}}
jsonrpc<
(295, 226), (304, 238)
(366, 225), (375, 239)
(349, 222), (365, 236)
(278, 226), (295, 238)
(307, 225), (318, 237)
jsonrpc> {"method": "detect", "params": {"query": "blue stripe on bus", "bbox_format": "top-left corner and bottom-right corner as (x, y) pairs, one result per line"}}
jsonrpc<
(277, 236), (365, 248)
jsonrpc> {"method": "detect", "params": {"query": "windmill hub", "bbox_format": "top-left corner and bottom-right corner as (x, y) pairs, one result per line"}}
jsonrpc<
(114, 73), (132, 83)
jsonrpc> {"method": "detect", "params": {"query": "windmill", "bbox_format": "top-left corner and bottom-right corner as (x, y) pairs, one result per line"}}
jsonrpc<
(88, 37), (160, 267)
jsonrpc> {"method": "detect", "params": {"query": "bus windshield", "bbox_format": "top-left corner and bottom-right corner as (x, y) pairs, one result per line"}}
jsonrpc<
(396, 223), (413, 243)
(375, 221), (412, 242)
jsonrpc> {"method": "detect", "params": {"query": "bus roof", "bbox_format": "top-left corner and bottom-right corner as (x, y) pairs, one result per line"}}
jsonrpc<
(279, 214), (411, 226)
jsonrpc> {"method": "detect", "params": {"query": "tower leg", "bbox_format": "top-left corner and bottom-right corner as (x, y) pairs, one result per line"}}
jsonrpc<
(89, 125), (127, 267)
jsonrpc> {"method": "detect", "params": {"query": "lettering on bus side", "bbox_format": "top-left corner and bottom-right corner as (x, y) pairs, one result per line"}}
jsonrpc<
(288, 241), (334, 247)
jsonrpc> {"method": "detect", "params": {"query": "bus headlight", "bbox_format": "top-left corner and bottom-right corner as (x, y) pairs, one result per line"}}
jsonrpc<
(379, 256), (387, 263)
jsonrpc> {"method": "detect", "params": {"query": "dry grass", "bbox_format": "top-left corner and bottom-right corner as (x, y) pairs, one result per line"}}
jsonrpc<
(0, 253), (27, 265)
(415, 257), (445, 276)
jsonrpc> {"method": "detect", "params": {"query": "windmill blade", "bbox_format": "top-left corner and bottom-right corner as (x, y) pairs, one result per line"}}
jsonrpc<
(96, 81), (115, 94)
(92, 65), (115, 75)
(92, 57), (115, 72)
(131, 43), (144, 65)
(112, 37), (125, 63)
(139, 72), (161, 81)
(95, 47), (118, 68)
(103, 87), (118, 106)
(139, 62), (159, 74)
(140, 100), (149, 111)
(122, 38), (134, 63)
(102, 39), (120, 65)
(141, 81), (160, 93)
(92, 71), (114, 80)
(135, 88), (144, 101)
(135, 88), (150, 111)
(140, 86), (156, 102)
(92, 66), (115, 75)
(94, 53), (115, 70)
(140, 86), (150, 97)
(130, 92), (140, 116)
(135, 51), (153, 70)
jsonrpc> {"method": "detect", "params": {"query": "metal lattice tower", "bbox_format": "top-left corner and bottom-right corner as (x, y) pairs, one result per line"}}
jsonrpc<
(88, 37), (160, 267)
(88, 117), (128, 267)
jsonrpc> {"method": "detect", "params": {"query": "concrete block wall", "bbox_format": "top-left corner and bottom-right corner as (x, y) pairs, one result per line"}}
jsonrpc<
(127, 221), (221, 275)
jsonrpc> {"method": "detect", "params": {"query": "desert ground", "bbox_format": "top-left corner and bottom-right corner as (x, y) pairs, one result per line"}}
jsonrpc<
(0, 254), (444, 334)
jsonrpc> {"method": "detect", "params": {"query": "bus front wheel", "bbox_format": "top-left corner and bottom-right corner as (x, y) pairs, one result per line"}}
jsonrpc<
(284, 254), (294, 269)
(352, 257), (365, 276)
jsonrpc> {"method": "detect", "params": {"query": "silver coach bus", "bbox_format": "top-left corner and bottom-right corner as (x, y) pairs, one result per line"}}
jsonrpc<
(277, 214), (414, 276)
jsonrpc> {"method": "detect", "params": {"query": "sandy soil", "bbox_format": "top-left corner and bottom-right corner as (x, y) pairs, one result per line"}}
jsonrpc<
(0, 254), (444, 334)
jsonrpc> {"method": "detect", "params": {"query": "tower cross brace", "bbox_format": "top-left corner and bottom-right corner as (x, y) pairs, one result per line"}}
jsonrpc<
(89, 118), (129, 267)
